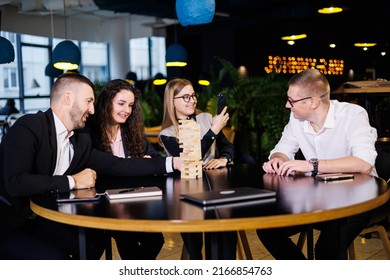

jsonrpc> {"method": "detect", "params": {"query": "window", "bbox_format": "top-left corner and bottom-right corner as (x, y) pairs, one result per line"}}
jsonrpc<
(81, 41), (109, 82)
(3, 68), (18, 90)
(0, 32), (18, 100)
(130, 36), (166, 80)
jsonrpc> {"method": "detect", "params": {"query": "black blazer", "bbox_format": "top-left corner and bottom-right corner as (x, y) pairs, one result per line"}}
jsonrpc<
(0, 109), (168, 239)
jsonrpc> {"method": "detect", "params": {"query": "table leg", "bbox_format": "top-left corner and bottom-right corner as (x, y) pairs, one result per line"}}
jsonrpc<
(105, 231), (112, 260)
(78, 227), (87, 260)
(208, 232), (221, 260)
(306, 225), (314, 260)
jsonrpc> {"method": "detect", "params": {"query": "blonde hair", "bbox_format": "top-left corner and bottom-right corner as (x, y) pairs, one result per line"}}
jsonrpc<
(160, 78), (193, 136)
(288, 68), (330, 104)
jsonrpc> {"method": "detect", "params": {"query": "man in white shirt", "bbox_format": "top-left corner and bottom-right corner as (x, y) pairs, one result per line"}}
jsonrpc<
(258, 68), (377, 259)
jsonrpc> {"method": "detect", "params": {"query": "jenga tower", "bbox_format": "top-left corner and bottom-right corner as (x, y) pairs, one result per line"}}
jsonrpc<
(178, 119), (203, 178)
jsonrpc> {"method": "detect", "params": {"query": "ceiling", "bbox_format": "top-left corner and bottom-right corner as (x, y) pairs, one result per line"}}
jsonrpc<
(2, 0), (389, 49)
(2, 0), (389, 80)
(3, 0), (390, 47)
(90, 0), (390, 49)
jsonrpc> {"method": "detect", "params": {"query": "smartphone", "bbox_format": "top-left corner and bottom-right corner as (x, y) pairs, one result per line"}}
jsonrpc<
(217, 93), (227, 114)
(316, 173), (354, 182)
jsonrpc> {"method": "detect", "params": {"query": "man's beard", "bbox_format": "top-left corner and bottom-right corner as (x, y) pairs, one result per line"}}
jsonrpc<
(69, 102), (86, 130)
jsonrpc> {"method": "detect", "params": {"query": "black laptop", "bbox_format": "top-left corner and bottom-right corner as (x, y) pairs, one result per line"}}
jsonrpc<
(180, 187), (276, 206)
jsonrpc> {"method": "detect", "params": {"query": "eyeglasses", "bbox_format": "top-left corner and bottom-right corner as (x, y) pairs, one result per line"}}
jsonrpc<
(287, 96), (312, 107)
(173, 93), (198, 103)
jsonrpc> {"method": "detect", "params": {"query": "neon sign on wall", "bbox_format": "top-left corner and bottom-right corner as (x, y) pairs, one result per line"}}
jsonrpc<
(265, 56), (344, 75)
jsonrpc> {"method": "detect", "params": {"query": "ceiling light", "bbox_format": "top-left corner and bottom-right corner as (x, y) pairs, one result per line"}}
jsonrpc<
(165, 43), (188, 67)
(0, 36), (15, 64)
(329, 44), (336, 48)
(318, 7), (343, 14)
(198, 73), (210, 86)
(281, 34), (307, 41)
(52, 0), (81, 70)
(153, 73), (167, 86)
(0, 11), (15, 64)
(176, 0), (215, 26)
(52, 40), (81, 70)
(381, 52), (386, 56)
(354, 43), (377, 48)
(287, 40), (295, 45)
(45, 63), (63, 78)
(125, 71), (137, 86)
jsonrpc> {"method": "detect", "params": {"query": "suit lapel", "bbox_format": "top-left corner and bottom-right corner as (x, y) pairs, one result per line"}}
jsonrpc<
(43, 110), (59, 174)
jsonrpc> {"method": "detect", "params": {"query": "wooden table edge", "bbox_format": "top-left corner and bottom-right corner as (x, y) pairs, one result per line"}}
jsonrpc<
(30, 187), (389, 232)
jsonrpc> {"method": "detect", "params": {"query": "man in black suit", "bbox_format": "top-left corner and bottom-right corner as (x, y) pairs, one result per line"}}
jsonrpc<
(0, 73), (181, 259)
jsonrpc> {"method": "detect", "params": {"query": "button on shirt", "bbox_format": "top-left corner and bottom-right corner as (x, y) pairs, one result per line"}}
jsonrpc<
(270, 100), (378, 175)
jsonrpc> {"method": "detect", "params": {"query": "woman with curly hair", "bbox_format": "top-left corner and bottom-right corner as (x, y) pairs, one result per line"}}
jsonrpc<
(85, 79), (164, 259)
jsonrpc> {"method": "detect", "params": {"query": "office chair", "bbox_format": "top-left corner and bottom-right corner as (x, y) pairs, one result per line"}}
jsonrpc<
(348, 148), (390, 259)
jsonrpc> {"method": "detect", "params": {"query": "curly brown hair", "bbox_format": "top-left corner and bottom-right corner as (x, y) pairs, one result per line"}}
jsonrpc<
(95, 79), (146, 157)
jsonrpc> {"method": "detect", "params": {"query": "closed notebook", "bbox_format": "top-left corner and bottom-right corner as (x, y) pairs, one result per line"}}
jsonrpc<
(180, 187), (276, 206)
(105, 186), (162, 200)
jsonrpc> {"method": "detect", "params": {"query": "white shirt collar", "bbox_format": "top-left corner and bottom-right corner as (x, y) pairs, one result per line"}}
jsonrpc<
(53, 112), (74, 141)
(303, 102), (335, 134)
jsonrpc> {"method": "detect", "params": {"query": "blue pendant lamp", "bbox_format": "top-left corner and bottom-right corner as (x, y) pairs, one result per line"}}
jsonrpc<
(176, 0), (215, 26)
(153, 73), (167, 86)
(165, 43), (187, 67)
(52, 40), (81, 70)
(0, 36), (15, 64)
(198, 72), (211, 86)
(51, 0), (81, 71)
(45, 63), (63, 78)
(0, 11), (15, 64)
(125, 71), (138, 86)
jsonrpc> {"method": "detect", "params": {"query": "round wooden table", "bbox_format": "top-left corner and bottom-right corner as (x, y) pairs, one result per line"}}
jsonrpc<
(30, 164), (390, 259)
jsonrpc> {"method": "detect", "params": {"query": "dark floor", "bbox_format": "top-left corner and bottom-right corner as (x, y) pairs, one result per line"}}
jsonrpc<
(104, 229), (389, 260)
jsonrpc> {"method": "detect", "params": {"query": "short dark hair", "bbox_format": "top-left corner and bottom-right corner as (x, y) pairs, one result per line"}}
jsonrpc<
(51, 72), (94, 102)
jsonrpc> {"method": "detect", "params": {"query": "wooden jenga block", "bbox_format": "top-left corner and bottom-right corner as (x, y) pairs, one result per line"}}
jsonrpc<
(178, 119), (202, 178)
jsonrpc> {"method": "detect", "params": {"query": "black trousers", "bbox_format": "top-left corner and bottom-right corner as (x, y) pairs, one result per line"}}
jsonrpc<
(110, 230), (165, 260)
(0, 216), (105, 260)
(256, 212), (371, 260)
(181, 231), (237, 260)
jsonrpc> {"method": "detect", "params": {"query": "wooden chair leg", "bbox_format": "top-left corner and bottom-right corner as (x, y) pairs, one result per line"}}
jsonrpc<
(362, 225), (390, 259)
(236, 230), (253, 260)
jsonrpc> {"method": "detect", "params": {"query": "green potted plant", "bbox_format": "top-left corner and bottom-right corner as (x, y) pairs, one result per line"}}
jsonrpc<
(199, 57), (289, 162)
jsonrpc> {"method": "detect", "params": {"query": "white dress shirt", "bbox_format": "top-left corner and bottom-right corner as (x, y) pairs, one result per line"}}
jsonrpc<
(270, 100), (378, 175)
(52, 113), (75, 188)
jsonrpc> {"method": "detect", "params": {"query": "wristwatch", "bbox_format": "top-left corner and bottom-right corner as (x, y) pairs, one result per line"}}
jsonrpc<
(309, 158), (318, 175)
(221, 157), (233, 166)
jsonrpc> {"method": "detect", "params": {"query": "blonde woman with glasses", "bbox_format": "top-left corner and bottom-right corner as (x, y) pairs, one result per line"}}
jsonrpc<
(159, 78), (236, 259)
